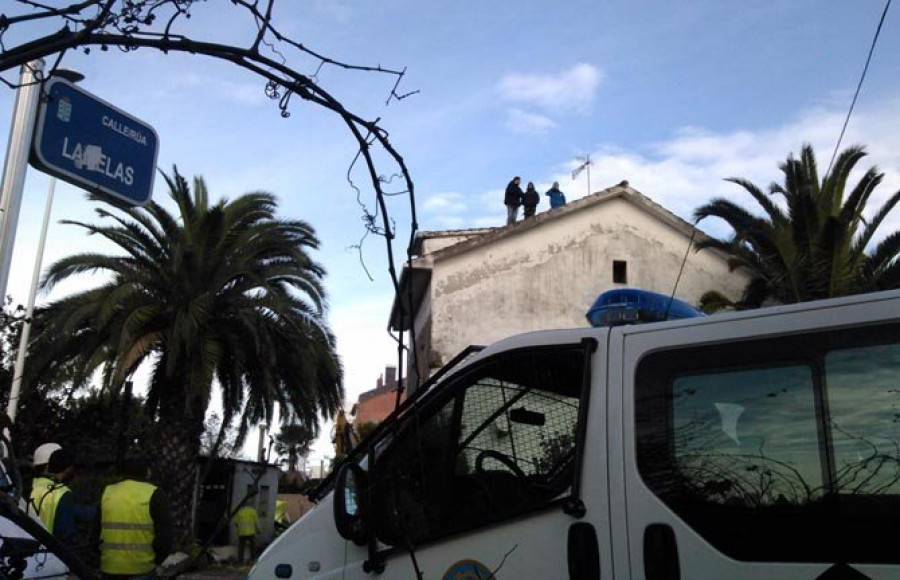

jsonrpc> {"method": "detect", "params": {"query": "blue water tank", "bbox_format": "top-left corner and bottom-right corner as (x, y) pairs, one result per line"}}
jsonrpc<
(585, 288), (705, 327)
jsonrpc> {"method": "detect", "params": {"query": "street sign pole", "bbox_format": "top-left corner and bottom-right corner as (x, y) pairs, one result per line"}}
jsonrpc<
(6, 176), (56, 423)
(0, 59), (44, 302)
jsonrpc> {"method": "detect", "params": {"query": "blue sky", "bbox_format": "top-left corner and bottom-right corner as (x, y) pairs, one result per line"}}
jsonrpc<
(1, 1), (899, 463)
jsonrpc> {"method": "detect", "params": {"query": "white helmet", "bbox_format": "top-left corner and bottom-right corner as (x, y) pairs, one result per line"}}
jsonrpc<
(33, 443), (62, 467)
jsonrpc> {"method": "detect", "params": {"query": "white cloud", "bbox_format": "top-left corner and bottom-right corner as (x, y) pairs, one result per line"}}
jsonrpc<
(551, 97), (900, 242)
(330, 295), (399, 407)
(423, 192), (468, 213)
(498, 63), (602, 112)
(297, 295), (398, 463)
(505, 108), (557, 135)
(448, 96), (900, 241)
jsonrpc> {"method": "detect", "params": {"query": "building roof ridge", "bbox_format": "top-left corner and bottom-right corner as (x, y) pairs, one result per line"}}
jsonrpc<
(421, 181), (711, 261)
(427, 180), (684, 259)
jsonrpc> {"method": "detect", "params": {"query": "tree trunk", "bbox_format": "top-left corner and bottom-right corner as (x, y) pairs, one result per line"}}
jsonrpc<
(150, 406), (204, 551)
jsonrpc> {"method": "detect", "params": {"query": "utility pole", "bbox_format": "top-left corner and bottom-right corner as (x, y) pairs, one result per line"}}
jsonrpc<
(257, 424), (268, 462)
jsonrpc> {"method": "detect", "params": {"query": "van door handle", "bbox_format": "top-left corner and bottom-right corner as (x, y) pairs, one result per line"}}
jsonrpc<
(568, 522), (600, 580)
(644, 524), (680, 580)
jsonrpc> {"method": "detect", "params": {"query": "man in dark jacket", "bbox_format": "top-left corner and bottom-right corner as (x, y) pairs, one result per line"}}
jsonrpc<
(504, 176), (524, 225)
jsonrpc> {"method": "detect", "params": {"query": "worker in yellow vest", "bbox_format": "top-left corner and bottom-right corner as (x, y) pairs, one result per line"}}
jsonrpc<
(274, 499), (291, 534)
(96, 456), (173, 579)
(233, 504), (260, 564)
(29, 443), (95, 542)
(332, 409), (357, 456)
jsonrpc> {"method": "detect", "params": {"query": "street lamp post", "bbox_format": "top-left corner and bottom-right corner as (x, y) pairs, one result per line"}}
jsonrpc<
(0, 60), (44, 302)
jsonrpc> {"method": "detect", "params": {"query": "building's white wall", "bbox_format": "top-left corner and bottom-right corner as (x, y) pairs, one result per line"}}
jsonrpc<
(427, 198), (748, 364)
(229, 464), (280, 546)
(409, 286), (433, 387)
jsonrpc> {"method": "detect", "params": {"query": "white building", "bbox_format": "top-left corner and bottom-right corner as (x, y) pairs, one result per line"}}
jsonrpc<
(194, 457), (281, 547)
(390, 181), (749, 392)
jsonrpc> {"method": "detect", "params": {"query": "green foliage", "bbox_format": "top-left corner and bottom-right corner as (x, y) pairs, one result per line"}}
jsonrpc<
(27, 167), (344, 545)
(536, 430), (575, 474)
(200, 412), (239, 459)
(0, 298), (24, 397)
(695, 144), (900, 308)
(30, 167), (343, 435)
(0, 301), (146, 467)
(355, 420), (378, 442)
(329, 453), (347, 475)
(697, 290), (740, 315)
(15, 391), (150, 507)
(274, 423), (316, 472)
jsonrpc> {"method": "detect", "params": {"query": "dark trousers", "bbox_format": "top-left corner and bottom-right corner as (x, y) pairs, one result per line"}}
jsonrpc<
(523, 205), (536, 218)
(238, 535), (255, 563)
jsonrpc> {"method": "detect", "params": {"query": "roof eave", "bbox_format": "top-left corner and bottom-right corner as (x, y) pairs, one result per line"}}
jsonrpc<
(388, 266), (432, 332)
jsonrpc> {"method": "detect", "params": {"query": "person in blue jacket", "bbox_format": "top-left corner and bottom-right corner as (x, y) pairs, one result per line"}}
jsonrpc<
(545, 181), (567, 209)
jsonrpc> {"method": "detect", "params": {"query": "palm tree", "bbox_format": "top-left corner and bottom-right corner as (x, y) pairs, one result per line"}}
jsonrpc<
(695, 144), (900, 310)
(29, 168), (343, 546)
(274, 423), (316, 473)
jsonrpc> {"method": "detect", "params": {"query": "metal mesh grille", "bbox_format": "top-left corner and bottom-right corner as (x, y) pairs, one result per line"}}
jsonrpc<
(459, 378), (579, 477)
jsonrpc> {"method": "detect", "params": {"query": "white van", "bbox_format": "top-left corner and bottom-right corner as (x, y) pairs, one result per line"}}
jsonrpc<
(251, 289), (900, 579)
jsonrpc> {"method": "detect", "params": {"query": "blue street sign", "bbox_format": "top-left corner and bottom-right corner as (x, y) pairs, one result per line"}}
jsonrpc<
(30, 77), (159, 206)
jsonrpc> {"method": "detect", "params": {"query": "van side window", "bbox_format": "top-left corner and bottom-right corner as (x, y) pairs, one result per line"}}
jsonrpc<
(371, 346), (586, 548)
(826, 343), (900, 496)
(636, 323), (900, 563)
(672, 366), (823, 507)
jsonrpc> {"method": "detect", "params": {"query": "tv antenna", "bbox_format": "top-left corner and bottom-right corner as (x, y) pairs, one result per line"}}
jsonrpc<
(572, 154), (593, 197)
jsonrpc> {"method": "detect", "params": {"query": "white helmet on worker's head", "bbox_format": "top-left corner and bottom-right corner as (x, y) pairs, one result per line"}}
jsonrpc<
(33, 443), (62, 467)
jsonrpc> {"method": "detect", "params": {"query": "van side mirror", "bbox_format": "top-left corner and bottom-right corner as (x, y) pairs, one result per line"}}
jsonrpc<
(333, 463), (368, 545)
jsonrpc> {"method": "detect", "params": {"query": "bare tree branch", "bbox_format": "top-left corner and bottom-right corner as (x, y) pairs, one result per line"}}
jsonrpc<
(0, 0), (422, 391)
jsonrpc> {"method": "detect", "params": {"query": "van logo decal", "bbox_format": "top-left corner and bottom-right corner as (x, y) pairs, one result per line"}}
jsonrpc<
(442, 559), (494, 580)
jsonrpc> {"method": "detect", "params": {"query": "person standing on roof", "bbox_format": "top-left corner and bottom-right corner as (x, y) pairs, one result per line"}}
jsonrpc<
(234, 503), (260, 564)
(523, 182), (540, 218)
(97, 456), (173, 580)
(29, 443), (95, 543)
(504, 176), (524, 225)
(545, 181), (567, 209)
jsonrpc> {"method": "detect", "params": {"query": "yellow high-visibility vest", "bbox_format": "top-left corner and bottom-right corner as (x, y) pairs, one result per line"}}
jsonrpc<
(28, 476), (70, 534)
(100, 479), (157, 576)
(275, 499), (289, 524)
(234, 505), (258, 537)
